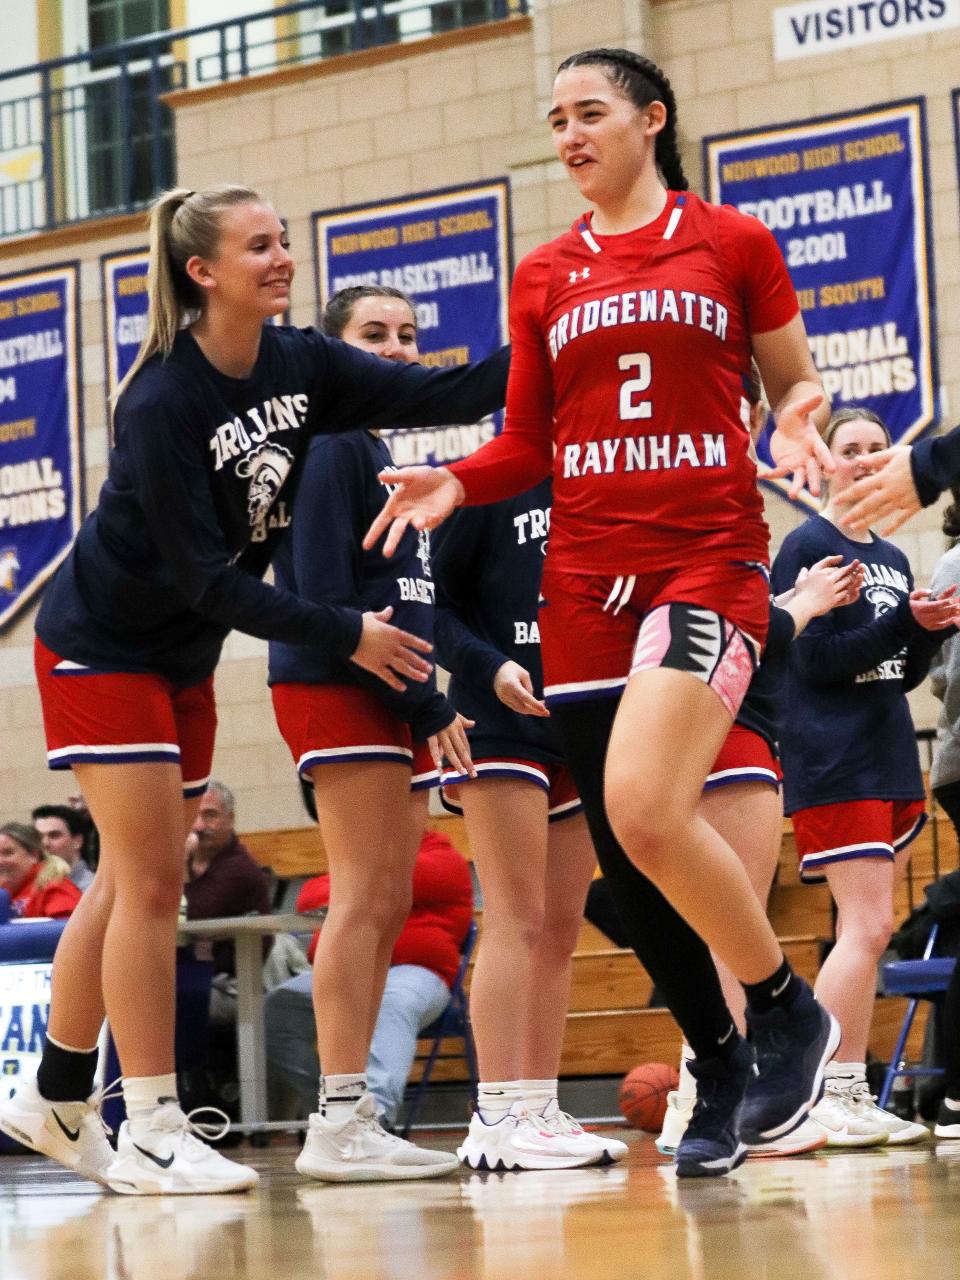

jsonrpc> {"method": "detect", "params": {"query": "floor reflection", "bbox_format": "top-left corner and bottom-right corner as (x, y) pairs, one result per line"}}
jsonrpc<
(1, 1134), (959, 1280)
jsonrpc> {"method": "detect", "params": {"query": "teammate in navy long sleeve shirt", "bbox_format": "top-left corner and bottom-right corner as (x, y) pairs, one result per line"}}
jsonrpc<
(268, 285), (471, 1184)
(770, 408), (959, 1148)
(0, 186), (504, 1196)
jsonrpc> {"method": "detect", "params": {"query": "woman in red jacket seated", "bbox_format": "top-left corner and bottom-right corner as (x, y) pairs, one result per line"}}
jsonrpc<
(0, 823), (82, 920)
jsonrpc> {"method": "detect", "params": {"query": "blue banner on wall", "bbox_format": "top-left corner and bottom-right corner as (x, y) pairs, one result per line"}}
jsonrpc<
(101, 247), (149, 405)
(0, 263), (83, 632)
(102, 246), (286, 410)
(0, 961), (50, 1102)
(704, 100), (937, 507)
(314, 180), (511, 466)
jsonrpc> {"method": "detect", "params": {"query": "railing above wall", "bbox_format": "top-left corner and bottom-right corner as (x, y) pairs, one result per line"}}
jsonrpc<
(0, 0), (524, 240)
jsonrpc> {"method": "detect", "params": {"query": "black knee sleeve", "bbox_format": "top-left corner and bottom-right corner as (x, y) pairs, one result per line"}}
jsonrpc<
(551, 697), (736, 1060)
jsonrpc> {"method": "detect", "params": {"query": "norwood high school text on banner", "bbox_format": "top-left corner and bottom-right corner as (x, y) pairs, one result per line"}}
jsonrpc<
(705, 100), (938, 508)
(314, 180), (511, 468)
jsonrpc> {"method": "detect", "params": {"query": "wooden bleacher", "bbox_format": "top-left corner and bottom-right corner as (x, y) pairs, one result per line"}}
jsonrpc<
(243, 792), (958, 1084)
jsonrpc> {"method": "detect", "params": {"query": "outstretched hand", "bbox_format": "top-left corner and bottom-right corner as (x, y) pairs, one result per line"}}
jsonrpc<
(493, 661), (549, 717)
(833, 446), (920, 535)
(762, 392), (833, 499)
(909, 586), (960, 633)
(350, 606), (433, 692)
(363, 466), (466, 558)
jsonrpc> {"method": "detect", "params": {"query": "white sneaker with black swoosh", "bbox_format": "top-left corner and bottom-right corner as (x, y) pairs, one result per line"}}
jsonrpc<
(0, 1076), (114, 1186)
(106, 1102), (259, 1195)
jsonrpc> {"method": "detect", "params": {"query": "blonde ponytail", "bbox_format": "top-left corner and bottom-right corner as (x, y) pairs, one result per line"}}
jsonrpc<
(115, 182), (265, 403)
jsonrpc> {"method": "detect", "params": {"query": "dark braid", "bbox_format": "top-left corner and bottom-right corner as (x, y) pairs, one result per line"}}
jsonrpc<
(556, 48), (689, 191)
(322, 284), (416, 338)
(943, 484), (960, 542)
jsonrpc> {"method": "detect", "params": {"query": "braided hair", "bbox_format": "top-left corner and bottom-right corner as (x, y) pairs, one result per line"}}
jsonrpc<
(555, 48), (688, 192)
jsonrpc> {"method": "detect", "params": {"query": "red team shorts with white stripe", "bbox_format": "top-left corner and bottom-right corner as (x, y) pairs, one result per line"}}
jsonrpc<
(440, 757), (583, 823)
(34, 637), (216, 798)
(704, 725), (781, 792)
(791, 798), (927, 884)
(538, 559), (769, 716)
(271, 682), (439, 791)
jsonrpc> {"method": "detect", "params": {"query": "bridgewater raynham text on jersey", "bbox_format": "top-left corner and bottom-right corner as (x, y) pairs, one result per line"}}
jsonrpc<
(548, 288), (729, 361)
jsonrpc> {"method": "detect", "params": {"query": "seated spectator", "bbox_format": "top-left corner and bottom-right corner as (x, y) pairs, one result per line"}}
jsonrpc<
(65, 793), (99, 870)
(183, 780), (271, 1023)
(265, 830), (473, 1128)
(0, 822), (81, 920)
(31, 804), (95, 892)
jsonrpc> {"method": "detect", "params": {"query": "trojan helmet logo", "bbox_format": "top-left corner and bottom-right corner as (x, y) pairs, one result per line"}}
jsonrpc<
(0, 547), (19, 594)
(866, 584), (898, 618)
(235, 444), (294, 528)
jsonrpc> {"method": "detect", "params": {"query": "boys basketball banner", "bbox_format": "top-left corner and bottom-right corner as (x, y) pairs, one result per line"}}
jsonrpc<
(101, 247), (149, 405)
(704, 100), (936, 507)
(0, 263), (83, 632)
(314, 180), (511, 467)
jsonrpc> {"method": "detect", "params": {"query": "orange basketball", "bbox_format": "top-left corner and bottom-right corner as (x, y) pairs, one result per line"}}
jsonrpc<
(619, 1062), (680, 1132)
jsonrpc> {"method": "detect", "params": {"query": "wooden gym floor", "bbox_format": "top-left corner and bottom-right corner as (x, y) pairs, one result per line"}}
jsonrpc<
(3, 1129), (960, 1280)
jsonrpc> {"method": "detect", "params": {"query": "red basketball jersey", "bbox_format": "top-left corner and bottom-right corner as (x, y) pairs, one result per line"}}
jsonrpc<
(451, 192), (799, 575)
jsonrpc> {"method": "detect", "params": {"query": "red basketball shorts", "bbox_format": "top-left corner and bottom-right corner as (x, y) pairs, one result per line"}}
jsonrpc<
(791, 798), (927, 884)
(440, 757), (583, 823)
(34, 637), (216, 798)
(704, 725), (781, 793)
(538, 559), (769, 716)
(271, 682), (438, 791)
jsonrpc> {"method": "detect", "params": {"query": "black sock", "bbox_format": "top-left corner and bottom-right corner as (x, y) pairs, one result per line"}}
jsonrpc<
(36, 1039), (99, 1102)
(743, 957), (801, 1016)
(551, 699), (742, 1064)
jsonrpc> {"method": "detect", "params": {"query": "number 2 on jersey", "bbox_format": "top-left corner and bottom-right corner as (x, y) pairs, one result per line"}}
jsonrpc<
(618, 353), (652, 420)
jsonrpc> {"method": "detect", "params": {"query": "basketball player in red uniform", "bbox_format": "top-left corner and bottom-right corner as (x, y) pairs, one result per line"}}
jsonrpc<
(367, 48), (840, 1176)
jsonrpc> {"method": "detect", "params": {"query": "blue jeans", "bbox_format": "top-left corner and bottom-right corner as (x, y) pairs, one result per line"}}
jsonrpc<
(264, 964), (450, 1126)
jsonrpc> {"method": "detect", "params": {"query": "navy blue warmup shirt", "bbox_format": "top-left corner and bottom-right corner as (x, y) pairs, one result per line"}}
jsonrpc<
(771, 514), (943, 813)
(38, 327), (508, 686)
(268, 430), (453, 740)
(431, 479), (567, 766)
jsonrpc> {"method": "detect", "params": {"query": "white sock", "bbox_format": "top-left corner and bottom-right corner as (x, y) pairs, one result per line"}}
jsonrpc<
(517, 1078), (558, 1116)
(122, 1073), (179, 1132)
(321, 1073), (367, 1121)
(942, 1096), (960, 1112)
(676, 1043), (696, 1101)
(477, 1080), (523, 1122)
(830, 1060), (866, 1084)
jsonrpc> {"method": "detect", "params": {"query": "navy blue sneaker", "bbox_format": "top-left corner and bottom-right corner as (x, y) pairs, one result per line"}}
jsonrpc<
(674, 1038), (752, 1179)
(740, 979), (841, 1145)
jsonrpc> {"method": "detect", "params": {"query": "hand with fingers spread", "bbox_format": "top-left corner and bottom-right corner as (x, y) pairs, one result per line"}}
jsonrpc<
(909, 586), (960, 633)
(350, 606), (433, 692)
(363, 467), (466, 559)
(492, 660), (550, 717)
(833, 446), (920, 535)
(763, 391), (834, 499)
(429, 713), (476, 778)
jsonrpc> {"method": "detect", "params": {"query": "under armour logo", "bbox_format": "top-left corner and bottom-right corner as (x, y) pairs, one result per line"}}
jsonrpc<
(568, 268), (590, 283)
